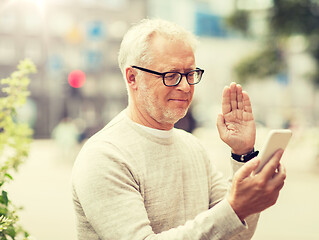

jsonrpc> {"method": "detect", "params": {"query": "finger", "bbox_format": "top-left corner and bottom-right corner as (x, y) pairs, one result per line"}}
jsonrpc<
(243, 91), (252, 113)
(230, 82), (238, 111)
(270, 163), (286, 189)
(236, 84), (243, 120)
(259, 149), (284, 181)
(222, 86), (231, 114)
(275, 180), (285, 192)
(237, 84), (243, 110)
(235, 157), (260, 182)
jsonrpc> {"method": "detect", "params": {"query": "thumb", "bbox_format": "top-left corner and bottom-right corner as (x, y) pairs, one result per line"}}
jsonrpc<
(235, 158), (260, 182)
(216, 114), (226, 139)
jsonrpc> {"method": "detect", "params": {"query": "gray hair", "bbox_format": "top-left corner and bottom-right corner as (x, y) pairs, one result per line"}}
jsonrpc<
(118, 19), (199, 77)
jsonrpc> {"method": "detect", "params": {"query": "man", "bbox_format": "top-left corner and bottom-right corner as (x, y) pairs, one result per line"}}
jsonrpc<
(71, 19), (286, 240)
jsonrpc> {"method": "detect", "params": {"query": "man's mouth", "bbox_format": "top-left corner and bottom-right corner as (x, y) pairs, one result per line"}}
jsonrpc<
(169, 99), (188, 101)
(168, 98), (190, 107)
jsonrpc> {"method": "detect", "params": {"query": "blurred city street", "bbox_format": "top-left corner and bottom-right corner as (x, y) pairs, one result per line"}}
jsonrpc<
(1, 0), (319, 240)
(6, 127), (319, 240)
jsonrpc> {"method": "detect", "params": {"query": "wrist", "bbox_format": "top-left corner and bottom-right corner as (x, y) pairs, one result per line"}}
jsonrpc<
(231, 148), (259, 163)
(231, 147), (254, 155)
(227, 196), (246, 222)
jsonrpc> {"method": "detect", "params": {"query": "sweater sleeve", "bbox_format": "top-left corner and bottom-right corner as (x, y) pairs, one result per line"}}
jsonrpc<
(72, 143), (254, 240)
(227, 158), (260, 240)
(204, 151), (260, 240)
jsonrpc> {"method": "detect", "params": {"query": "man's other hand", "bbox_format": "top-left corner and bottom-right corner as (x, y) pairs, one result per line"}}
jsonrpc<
(227, 149), (286, 221)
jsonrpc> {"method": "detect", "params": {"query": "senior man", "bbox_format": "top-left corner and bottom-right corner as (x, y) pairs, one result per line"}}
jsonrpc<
(71, 19), (286, 240)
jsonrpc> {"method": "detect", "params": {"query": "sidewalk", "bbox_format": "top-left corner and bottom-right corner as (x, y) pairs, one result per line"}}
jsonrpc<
(7, 140), (78, 240)
(6, 127), (319, 240)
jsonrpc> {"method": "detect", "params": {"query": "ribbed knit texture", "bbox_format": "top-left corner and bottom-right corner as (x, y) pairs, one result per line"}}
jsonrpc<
(71, 110), (259, 240)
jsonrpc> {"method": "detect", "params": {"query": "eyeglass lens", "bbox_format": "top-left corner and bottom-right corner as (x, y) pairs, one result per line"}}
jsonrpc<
(164, 70), (202, 86)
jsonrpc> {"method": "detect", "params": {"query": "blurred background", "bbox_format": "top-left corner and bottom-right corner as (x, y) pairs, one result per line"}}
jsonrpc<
(0, 0), (318, 239)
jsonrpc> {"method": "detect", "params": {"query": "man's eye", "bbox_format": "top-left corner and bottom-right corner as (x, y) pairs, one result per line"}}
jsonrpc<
(165, 73), (179, 80)
(188, 72), (195, 77)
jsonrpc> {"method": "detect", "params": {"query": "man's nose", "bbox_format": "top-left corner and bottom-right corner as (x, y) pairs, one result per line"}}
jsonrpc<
(176, 75), (191, 92)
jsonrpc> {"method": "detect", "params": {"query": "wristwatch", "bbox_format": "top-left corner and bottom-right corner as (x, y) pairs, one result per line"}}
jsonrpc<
(231, 149), (259, 163)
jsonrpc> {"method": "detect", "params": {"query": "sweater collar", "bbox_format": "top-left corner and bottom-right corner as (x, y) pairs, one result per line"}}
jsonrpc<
(132, 121), (174, 139)
(123, 109), (175, 145)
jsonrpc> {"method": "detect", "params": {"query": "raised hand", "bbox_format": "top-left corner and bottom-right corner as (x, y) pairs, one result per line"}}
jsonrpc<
(217, 82), (256, 155)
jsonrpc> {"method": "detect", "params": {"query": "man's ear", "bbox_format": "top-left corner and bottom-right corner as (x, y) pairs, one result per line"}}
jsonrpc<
(125, 67), (138, 90)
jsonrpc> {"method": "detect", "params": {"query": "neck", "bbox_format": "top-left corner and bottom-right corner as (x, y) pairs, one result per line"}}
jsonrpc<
(127, 104), (174, 131)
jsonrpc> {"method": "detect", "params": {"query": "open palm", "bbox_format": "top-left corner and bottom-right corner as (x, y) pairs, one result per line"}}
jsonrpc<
(217, 83), (256, 155)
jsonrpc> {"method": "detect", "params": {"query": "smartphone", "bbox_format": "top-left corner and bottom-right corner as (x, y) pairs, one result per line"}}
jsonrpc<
(254, 129), (292, 173)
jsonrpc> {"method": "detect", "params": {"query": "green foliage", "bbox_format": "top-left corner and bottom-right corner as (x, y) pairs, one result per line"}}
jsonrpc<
(227, 0), (319, 85)
(0, 59), (36, 239)
(234, 45), (286, 83)
(270, 0), (319, 36)
(225, 10), (249, 36)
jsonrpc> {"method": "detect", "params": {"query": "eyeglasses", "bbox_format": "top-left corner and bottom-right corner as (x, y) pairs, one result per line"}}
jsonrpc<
(131, 66), (204, 87)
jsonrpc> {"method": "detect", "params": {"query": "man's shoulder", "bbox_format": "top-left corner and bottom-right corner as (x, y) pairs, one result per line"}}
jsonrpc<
(72, 112), (134, 173)
(90, 110), (131, 141)
(74, 111), (131, 157)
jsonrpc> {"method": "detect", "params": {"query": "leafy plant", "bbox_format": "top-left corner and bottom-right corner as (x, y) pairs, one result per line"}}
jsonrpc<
(234, 44), (286, 83)
(226, 0), (319, 85)
(225, 10), (249, 36)
(0, 59), (36, 240)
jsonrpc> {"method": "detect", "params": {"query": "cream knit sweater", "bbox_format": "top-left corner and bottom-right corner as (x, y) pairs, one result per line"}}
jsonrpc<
(71, 110), (259, 240)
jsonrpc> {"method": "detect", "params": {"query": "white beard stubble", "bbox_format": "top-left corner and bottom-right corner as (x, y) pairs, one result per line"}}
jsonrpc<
(137, 80), (189, 126)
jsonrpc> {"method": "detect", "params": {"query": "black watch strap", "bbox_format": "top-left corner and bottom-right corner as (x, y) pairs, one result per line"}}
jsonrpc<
(231, 149), (259, 163)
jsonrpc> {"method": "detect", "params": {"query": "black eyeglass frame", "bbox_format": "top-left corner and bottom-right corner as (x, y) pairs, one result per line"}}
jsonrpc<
(131, 65), (204, 87)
